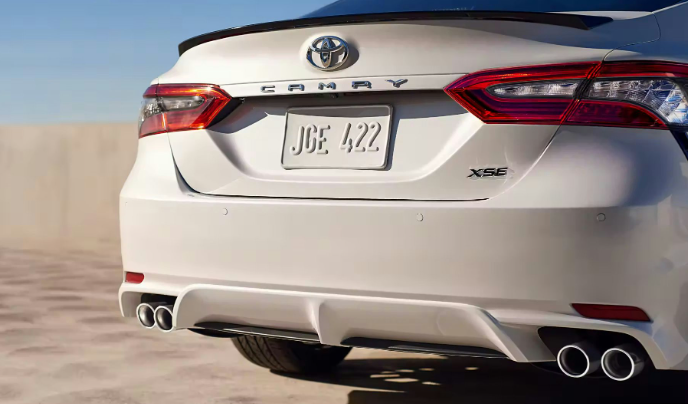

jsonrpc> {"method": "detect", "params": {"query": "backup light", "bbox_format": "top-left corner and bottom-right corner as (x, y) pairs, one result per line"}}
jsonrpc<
(139, 84), (231, 138)
(488, 80), (582, 98)
(445, 61), (688, 129)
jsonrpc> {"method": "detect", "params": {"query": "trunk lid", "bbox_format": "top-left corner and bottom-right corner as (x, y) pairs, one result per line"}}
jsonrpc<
(164, 15), (659, 200)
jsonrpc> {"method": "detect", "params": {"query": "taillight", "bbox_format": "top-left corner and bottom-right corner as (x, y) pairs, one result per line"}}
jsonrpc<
(139, 84), (231, 138)
(445, 62), (599, 125)
(445, 61), (688, 129)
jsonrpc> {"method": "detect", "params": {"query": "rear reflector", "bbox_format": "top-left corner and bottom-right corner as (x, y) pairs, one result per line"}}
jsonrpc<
(445, 61), (688, 129)
(572, 304), (651, 322)
(125, 272), (145, 284)
(139, 84), (231, 138)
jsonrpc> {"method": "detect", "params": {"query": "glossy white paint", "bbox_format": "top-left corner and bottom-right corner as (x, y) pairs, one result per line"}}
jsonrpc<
(169, 93), (557, 200)
(121, 129), (688, 370)
(164, 13), (663, 201)
(159, 16), (659, 85)
(121, 6), (688, 372)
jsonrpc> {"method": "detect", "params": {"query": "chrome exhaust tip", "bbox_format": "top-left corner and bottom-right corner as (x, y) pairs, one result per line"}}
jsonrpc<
(601, 344), (646, 381)
(557, 341), (601, 378)
(136, 303), (157, 329)
(154, 305), (175, 332)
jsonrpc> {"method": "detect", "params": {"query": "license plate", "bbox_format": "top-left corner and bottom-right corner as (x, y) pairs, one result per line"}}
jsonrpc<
(282, 105), (392, 169)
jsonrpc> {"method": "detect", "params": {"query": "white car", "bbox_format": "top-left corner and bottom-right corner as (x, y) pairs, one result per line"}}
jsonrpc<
(119, 0), (688, 381)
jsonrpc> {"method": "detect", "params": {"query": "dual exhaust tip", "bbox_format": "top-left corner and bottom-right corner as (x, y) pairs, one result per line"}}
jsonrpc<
(557, 341), (646, 381)
(136, 303), (174, 332)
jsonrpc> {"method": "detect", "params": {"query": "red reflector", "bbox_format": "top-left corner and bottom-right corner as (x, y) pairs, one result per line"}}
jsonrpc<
(572, 304), (651, 322)
(125, 272), (145, 284)
(565, 100), (667, 129)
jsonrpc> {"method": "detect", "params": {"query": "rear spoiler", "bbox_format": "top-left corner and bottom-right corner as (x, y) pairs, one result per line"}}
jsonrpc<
(178, 11), (613, 56)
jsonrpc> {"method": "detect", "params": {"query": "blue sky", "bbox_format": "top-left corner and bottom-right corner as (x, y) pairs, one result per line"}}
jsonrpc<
(0, 0), (332, 124)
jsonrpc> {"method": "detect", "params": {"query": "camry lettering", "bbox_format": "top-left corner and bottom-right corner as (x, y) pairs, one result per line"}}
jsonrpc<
(387, 79), (409, 88)
(288, 84), (305, 92)
(318, 82), (337, 90)
(352, 81), (372, 89)
(258, 78), (410, 94)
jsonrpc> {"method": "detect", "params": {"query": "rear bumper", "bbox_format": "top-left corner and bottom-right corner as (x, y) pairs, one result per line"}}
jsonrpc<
(120, 133), (688, 370)
(122, 282), (667, 365)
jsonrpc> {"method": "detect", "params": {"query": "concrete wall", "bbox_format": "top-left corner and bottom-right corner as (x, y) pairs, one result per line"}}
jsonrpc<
(0, 123), (138, 253)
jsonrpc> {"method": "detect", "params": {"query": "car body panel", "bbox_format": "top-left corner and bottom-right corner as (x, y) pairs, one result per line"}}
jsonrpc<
(163, 16), (662, 201)
(169, 93), (558, 200)
(121, 3), (688, 373)
(121, 132), (688, 369)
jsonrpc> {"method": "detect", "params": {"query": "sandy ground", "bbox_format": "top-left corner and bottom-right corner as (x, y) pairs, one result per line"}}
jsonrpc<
(1, 248), (687, 404)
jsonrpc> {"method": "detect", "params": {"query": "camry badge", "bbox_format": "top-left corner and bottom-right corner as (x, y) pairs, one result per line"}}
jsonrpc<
(307, 36), (350, 71)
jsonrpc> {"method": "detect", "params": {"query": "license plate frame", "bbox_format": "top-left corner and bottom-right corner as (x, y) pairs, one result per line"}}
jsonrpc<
(281, 105), (392, 170)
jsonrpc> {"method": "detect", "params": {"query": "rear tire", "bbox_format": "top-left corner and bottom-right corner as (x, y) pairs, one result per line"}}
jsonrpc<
(232, 336), (351, 374)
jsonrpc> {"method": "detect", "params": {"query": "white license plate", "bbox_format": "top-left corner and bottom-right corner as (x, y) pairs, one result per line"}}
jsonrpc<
(282, 105), (392, 169)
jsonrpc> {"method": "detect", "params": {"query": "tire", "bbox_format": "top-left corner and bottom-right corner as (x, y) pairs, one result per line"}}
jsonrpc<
(232, 336), (351, 374)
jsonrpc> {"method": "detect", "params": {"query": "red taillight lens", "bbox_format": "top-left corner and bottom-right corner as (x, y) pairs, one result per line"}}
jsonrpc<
(139, 84), (231, 138)
(445, 61), (688, 129)
(444, 62), (599, 124)
(566, 101), (666, 129)
(124, 272), (145, 284)
(572, 304), (651, 322)
(595, 61), (688, 79)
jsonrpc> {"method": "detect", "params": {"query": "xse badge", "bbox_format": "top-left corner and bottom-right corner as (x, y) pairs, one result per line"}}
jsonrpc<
(468, 167), (508, 179)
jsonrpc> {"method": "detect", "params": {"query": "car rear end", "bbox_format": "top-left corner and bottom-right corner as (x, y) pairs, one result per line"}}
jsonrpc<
(119, 0), (688, 378)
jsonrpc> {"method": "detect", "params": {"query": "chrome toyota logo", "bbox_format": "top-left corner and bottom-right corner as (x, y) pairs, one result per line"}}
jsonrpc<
(306, 36), (349, 71)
